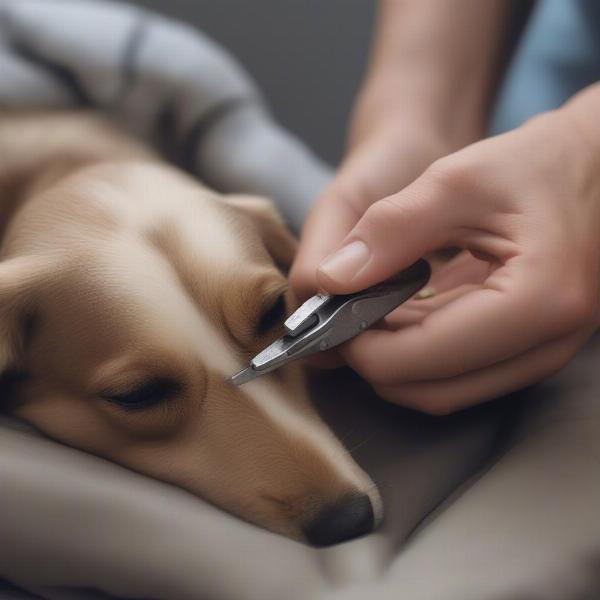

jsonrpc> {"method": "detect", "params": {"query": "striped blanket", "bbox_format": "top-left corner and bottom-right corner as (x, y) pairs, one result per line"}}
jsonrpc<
(0, 0), (331, 230)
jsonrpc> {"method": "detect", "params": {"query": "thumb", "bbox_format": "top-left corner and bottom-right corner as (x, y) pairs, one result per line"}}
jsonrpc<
(316, 173), (465, 294)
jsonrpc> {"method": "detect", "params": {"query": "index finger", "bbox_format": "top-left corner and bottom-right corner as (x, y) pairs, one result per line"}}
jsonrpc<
(290, 189), (361, 299)
(340, 262), (574, 384)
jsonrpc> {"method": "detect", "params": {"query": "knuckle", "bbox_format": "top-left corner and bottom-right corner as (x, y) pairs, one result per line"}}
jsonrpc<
(357, 193), (426, 239)
(361, 196), (407, 230)
(356, 357), (393, 387)
(425, 156), (479, 196)
(347, 347), (395, 387)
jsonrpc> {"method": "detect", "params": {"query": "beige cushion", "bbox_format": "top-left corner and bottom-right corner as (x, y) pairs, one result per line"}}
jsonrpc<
(2, 335), (600, 599)
(0, 369), (505, 600)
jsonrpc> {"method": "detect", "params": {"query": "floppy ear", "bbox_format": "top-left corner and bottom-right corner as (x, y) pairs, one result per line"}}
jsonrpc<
(225, 195), (298, 271)
(0, 256), (45, 375)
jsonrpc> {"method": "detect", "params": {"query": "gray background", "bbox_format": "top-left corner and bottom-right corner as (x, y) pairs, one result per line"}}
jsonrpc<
(130, 0), (375, 165)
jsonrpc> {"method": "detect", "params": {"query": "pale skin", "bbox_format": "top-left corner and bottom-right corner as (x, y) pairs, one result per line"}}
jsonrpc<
(290, 0), (600, 415)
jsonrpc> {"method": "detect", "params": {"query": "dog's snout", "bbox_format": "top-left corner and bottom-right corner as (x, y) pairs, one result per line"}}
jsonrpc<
(302, 492), (374, 547)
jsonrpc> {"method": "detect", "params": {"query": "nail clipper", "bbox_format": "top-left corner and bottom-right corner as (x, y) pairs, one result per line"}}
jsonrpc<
(228, 259), (431, 386)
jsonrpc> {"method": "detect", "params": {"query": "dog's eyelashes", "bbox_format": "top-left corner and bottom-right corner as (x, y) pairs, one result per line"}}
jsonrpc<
(257, 294), (287, 336)
(100, 377), (181, 410)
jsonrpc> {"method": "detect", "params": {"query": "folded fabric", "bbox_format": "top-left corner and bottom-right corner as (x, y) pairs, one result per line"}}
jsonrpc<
(0, 371), (506, 600)
(0, 0), (331, 231)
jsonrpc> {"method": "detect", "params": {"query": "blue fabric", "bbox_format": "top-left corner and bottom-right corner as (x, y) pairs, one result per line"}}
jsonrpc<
(491, 0), (600, 134)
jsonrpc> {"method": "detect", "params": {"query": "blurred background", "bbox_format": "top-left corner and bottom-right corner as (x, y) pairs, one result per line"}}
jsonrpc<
(130, 0), (374, 166)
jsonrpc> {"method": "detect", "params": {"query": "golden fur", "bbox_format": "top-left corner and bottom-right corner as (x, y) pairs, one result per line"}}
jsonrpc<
(0, 111), (380, 540)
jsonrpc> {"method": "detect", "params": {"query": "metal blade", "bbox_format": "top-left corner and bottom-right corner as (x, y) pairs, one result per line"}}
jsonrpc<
(228, 260), (432, 386)
(228, 367), (260, 386)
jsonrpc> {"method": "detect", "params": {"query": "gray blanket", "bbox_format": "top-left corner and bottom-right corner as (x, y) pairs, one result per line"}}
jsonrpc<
(0, 0), (330, 231)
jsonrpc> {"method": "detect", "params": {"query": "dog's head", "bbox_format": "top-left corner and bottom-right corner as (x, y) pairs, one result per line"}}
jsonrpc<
(0, 161), (381, 545)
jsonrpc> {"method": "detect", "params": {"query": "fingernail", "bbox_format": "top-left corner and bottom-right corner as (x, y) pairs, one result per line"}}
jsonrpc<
(414, 286), (437, 300)
(318, 240), (370, 283)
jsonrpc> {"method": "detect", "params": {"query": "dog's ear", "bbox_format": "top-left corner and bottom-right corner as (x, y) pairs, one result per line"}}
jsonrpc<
(0, 256), (46, 374)
(225, 195), (297, 271)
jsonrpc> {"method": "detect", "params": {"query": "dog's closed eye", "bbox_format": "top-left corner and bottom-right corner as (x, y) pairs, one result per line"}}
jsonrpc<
(257, 293), (287, 336)
(100, 377), (181, 410)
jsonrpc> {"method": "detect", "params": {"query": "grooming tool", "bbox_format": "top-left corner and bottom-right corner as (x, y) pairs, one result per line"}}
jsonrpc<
(228, 259), (431, 386)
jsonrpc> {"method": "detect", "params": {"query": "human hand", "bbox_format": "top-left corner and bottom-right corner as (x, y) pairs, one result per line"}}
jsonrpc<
(289, 117), (464, 368)
(289, 116), (457, 300)
(314, 110), (600, 414)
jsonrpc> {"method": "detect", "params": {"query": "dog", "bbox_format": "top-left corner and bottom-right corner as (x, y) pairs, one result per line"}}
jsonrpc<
(0, 110), (381, 546)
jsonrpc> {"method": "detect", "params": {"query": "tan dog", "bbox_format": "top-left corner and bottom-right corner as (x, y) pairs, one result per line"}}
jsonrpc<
(0, 110), (381, 546)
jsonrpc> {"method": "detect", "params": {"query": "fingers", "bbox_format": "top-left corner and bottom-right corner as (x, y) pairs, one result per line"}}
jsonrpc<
(385, 283), (482, 328)
(371, 329), (593, 415)
(298, 269), (484, 370)
(315, 153), (525, 296)
(315, 170), (473, 295)
(291, 134), (453, 299)
(289, 189), (361, 300)
(382, 252), (489, 327)
(339, 260), (593, 384)
(300, 349), (346, 369)
(306, 255), (490, 369)
(302, 282), (478, 369)
(294, 111), (600, 415)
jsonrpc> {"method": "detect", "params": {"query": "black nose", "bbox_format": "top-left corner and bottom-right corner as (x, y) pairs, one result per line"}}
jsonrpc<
(302, 493), (375, 547)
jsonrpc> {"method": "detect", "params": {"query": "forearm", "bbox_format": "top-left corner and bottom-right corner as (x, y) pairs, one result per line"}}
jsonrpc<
(352, 0), (511, 148)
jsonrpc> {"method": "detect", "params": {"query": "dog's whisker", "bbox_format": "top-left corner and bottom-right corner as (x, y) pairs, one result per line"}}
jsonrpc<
(338, 423), (358, 445)
(347, 432), (377, 454)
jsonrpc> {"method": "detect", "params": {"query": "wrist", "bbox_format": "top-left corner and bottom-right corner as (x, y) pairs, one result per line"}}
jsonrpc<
(346, 93), (476, 163)
(350, 74), (485, 154)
